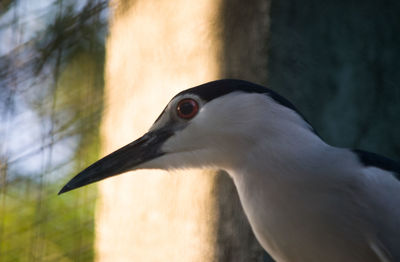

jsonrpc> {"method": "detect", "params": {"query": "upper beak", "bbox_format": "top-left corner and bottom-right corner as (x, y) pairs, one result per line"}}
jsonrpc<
(58, 128), (173, 195)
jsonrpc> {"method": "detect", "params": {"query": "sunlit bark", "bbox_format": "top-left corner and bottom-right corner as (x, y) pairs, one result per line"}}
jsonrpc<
(97, 0), (270, 261)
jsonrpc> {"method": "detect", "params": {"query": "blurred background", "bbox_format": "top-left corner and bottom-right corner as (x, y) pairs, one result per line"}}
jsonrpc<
(0, 0), (399, 261)
(0, 0), (107, 261)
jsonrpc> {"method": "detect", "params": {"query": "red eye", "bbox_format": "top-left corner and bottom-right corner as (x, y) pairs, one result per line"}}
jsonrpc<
(176, 98), (199, 119)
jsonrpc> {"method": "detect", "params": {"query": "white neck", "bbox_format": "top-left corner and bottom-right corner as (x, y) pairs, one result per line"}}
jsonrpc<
(225, 123), (359, 261)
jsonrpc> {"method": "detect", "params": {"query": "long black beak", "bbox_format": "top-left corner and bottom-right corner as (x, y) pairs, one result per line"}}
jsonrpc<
(58, 129), (173, 195)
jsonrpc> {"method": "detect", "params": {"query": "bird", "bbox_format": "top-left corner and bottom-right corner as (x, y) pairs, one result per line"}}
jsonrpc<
(59, 79), (400, 262)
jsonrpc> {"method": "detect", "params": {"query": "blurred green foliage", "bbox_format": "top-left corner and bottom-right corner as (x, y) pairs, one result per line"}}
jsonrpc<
(1, 181), (96, 261)
(0, 0), (107, 261)
(1, 0), (399, 261)
(0, 0), (14, 16)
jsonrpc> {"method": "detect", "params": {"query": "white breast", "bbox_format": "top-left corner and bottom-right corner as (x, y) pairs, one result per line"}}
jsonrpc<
(227, 140), (392, 262)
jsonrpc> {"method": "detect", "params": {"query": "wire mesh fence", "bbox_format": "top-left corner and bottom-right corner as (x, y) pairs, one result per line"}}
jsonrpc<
(2, 1), (400, 261)
(0, 1), (108, 261)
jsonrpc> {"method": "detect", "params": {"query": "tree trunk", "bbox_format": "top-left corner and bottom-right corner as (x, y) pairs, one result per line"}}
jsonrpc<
(97, 0), (400, 261)
(97, 0), (271, 261)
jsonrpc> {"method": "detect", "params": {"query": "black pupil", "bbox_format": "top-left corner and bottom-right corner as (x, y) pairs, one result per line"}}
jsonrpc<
(180, 101), (194, 115)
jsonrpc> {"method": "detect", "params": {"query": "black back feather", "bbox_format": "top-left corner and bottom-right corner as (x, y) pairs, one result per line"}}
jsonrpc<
(353, 149), (400, 180)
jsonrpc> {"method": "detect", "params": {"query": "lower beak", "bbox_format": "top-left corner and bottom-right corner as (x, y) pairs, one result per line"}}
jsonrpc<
(58, 129), (173, 195)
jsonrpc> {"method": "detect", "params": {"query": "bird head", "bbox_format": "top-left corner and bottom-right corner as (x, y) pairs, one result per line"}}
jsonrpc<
(59, 79), (313, 194)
